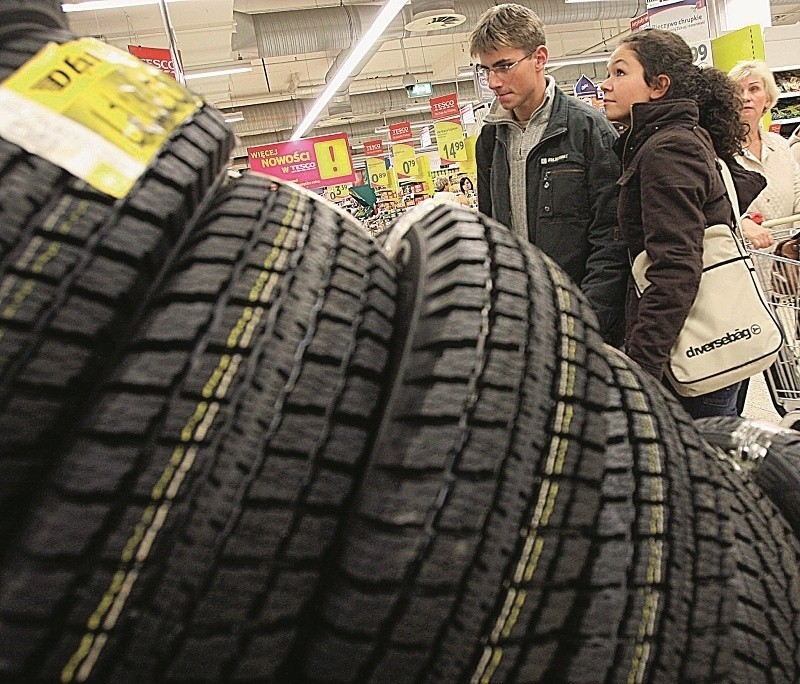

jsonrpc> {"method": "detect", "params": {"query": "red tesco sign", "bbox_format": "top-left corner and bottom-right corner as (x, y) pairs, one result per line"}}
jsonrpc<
(430, 93), (460, 120)
(364, 139), (384, 157)
(389, 122), (413, 142)
(128, 45), (181, 79)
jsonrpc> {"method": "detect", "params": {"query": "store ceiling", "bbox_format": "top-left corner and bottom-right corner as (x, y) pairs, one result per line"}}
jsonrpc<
(63, 0), (800, 162)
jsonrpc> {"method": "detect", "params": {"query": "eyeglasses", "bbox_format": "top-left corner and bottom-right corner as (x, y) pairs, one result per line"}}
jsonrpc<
(476, 51), (535, 79)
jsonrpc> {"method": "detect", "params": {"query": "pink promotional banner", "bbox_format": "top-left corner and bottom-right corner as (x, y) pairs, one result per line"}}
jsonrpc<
(247, 132), (356, 190)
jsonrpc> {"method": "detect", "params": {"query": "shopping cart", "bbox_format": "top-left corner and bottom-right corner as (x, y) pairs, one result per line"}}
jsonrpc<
(747, 213), (800, 427)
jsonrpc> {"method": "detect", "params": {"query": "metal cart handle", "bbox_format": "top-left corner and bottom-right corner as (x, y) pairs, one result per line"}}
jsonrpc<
(762, 213), (800, 229)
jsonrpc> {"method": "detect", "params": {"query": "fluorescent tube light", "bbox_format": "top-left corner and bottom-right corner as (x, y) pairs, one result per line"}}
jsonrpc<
(223, 112), (244, 123)
(547, 53), (613, 68)
(62, 0), (190, 11)
(184, 65), (252, 80)
(291, 0), (407, 140)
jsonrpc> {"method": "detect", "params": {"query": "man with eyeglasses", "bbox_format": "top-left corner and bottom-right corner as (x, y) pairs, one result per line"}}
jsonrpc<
(471, 3), (627, 346)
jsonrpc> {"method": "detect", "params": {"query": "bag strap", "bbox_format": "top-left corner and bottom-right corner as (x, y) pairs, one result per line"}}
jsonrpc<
(716, 157), (744, 241)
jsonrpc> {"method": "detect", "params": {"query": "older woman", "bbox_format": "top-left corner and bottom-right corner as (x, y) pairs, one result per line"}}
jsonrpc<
(791, 124), (800, 166)
(729, 60), (800, 248)
(730, 61), (800, 415)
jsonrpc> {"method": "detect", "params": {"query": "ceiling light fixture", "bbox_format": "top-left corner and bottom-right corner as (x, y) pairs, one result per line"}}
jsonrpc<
(62, 0), (190, 11)
(290, 0), (408, 140)
(184, 64), (253, 80)
(223, 111), (244, 123)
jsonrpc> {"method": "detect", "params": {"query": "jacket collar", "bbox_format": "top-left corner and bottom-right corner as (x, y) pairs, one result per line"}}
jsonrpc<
(740, 130), (780, 164)
(614, 98), (699, 163)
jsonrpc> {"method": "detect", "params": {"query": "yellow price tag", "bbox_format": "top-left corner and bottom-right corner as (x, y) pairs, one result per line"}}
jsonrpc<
(326, 183), (350, 201)
(366, 157), (388, 187)
(393, 143), (417, 178)
(314, 137), (353, 180)
(460, 135), (478, 175)
(434, 120), (467, 162)
(0, 38), (202, 197)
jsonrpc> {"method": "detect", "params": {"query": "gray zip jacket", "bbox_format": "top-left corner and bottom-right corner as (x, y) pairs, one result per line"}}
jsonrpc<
(476, 87), (627, 346)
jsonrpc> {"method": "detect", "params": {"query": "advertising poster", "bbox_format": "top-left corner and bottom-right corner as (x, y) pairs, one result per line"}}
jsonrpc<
(393, 143), (418, 178)
(247, 132), (356, 190)
(434, 120), (467, 163)
(646, 0), (713, 67)
(366, 157), (389, 187)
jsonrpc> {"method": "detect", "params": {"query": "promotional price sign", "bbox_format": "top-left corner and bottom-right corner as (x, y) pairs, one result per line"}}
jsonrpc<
(416, 154), (432, 194)
(460, 135), (478, 175)
(389, 121), (413, 142)
(646, 0), (712, 67)
(393, 143), (418, 178)
(366, 157), (389, 187)
(247, 131), (356, 190)
(387, 166), (400, 194)
(325, 183), (350, 201)
(363, 139), (384, 157)
(434, 120), (467, 162)
(127, 45), (181, 79)
(430, 92), (460, 120)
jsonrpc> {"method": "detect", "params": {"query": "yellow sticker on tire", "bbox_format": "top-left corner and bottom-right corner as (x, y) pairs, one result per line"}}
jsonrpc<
(0, 38), (202, 198)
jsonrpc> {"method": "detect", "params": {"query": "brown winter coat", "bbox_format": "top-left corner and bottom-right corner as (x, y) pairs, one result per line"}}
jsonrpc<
(614, 99), (767, 380)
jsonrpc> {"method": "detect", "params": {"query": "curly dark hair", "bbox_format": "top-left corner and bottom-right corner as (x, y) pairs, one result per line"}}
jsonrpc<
(620, 29), (746, 161)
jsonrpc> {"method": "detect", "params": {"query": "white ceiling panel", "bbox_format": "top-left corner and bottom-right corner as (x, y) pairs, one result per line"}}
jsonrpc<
(59, 0), (800, 153)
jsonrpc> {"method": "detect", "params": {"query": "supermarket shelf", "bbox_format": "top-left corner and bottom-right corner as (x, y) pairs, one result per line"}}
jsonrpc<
(772, 116), (800, 124)
(778, 91), (800, 99)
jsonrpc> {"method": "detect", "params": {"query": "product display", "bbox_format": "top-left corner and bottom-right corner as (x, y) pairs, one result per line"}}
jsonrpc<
(773, 66), (800, 125)
(2, 3), (800, 683)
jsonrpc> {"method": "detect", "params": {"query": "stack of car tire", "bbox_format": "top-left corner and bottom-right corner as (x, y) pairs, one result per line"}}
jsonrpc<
(1, 2), (799, 682)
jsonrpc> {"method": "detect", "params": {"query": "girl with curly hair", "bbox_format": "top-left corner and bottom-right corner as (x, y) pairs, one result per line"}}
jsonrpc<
(600, 28), (766, 418)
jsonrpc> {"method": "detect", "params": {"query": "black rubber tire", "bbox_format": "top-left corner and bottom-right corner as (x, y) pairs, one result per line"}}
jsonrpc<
(696, 416), (800, 541)
(292, 205), (612, 683)
(0, 176), (397, 682)
(0, 1), (65, 41)
(0, 28), (235, 548)
(708, 444), (800, 682)
(630, 381), (800, 682)
(549, 346), (737, 684)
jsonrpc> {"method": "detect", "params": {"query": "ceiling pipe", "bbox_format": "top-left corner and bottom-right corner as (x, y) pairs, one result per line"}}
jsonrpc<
(232, 0), (797, 58)
(232, 0), (651, 58)
(227, 0), (798, 149)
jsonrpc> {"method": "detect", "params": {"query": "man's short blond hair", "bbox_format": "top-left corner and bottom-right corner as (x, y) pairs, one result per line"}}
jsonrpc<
(728, 59), (781, 110)
(469, 3), (547, 57)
